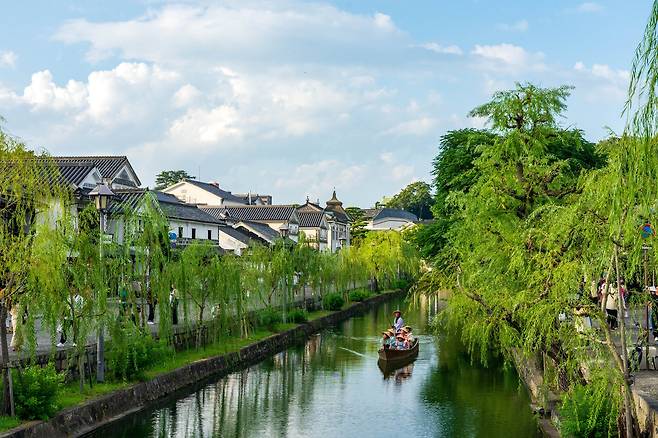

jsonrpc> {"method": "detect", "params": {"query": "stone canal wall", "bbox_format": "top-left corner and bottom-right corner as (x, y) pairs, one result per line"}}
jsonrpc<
(1, 290), (405, 438)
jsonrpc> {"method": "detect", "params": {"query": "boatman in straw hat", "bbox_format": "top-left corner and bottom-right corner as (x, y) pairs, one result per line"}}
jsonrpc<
(392, 310), (404, 333)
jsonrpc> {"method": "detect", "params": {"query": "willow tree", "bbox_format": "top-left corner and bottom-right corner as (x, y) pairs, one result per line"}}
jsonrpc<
(62, 205), (104, 391)
(421, 83), (615, 429)
(119, 193), (172, 337)
(291, 235), (319, 308)
(0, 131), (66, 413)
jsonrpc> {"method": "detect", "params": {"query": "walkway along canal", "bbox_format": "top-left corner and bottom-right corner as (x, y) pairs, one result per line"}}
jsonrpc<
(86, 296), (539, 438)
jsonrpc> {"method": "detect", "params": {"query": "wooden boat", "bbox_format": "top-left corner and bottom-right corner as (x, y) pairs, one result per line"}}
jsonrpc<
(378, 339), (419, 363)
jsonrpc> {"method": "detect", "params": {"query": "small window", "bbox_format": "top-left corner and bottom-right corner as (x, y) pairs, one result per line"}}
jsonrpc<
(192, 228), (196, 239)
(208, 229), (212, 240)
(178, 227), (183, 238)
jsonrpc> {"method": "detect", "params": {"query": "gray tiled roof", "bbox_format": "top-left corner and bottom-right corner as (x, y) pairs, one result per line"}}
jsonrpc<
(222, 205), (297, 222)
(366, 208), (418, 222)
(182, 179), (247, 204)
(236, 220), (282, 243)
(53, 156), (141, 186)
(199, 206), (227, 221)
(297, 211), (326, 228)
(218, 225), (253, 245)
(109, 189), (223, 224)
(56, 162), (96, 187)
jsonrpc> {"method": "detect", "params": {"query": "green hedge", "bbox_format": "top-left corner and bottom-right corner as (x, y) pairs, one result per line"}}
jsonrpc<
(255, 308), (282, 330)
(348, 289), (371, 302)
(323, 292), (345, 311)
(108, 324), (171, 382)
(14, 364), (64, 420)
(287, 308), (308, 323)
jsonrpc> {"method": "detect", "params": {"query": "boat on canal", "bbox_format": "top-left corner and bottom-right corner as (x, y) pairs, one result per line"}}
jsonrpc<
(378, 338), (419, 363)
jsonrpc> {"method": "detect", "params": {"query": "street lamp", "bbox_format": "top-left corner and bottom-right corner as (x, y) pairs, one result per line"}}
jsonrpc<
(89, 183), (115, 383)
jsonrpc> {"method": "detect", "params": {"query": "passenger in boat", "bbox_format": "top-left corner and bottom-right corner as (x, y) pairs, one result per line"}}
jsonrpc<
(402, 326), (414, 343)
(392, 310), (404, 333)
(395, 335), (409, 350)
(382, 331), (393, 348)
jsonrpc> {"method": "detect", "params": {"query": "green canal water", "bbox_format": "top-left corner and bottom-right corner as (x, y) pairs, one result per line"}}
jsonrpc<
(88, 297), (539, 438)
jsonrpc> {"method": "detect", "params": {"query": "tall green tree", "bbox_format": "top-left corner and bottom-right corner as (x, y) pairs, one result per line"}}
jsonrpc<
(387, 181), (434, 220)
(419, 83), (620, 431)
(0, 130), (66, 413)
(345, 206), (368, 243)
(154, 170), (195, 190)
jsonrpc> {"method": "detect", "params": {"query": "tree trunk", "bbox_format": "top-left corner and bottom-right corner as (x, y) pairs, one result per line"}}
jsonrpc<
(0, 304), (12, 415)
(614, 245), (635, 438)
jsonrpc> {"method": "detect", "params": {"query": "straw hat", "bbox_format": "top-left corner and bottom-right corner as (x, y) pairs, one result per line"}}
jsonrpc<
(403, 326), (412, 332)
(381, 332), (391, 337)
(392, 309), (401, 315)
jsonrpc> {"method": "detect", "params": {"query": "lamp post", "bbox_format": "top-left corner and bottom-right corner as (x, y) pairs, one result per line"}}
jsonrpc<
(89, 183), (115, 383)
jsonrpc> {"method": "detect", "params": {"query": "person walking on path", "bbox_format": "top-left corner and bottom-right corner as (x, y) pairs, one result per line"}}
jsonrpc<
(606, 284), (619, 330)
(9, 301), (22, 352)
(170, 285), (179, 326)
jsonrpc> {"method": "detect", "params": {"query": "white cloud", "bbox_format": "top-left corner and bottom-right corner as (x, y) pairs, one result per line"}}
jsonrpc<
(384, 117), (439, 136)
(416, 42), (463, 55)
(0, 51), (17, 68)
(471, 43), (545, 71)
(572, 61), (629, 102)
(576, 2), (603, 13)
(23, 70), (87, 111)
(11, 62), (180, 130)
(574, 61), (629, 82)
(274, 159), (365, 199)
(380, 152), (394, 163)
(172, 84), (201, 108)
(373, 12), (396, 32)
(497, 19), (529, 32)
(54, 4), (405, 66)
(392, 164), (414, 181)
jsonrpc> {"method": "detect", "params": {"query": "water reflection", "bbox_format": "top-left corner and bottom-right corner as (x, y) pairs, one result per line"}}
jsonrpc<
(89, 296), (539, 438)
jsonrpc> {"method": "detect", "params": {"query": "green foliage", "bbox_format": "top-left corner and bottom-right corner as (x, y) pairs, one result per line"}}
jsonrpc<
(287, 308), (308, 323)
(387, 181), (434, 220)
(416, 82), (626, 431)
(13, 364), (64, 420)
(390, 278), (410, 291)
(345, 207), (369, 243)
(154, 170), (195, 190)
(559, 382), (620, 438)
(348, 289), (371, 302)
(322, 292), (345, 310)
(254, 307), (282, 330)
(108, 323), (171, 382)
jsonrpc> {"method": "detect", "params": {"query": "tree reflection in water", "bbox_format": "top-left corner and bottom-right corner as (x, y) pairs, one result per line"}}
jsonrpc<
(89, 296), (538, 438)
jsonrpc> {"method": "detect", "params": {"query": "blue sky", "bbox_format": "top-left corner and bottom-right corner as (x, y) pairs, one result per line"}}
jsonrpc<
(0, 1), (651, 206)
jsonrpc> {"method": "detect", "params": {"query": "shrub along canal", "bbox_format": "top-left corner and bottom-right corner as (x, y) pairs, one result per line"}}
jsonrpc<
(85, 296), (539, 438)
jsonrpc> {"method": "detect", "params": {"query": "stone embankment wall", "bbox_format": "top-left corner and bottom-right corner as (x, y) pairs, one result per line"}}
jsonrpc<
(2, 290), (404, 438)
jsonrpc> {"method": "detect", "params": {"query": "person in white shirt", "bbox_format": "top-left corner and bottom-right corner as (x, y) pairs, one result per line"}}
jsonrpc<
(392, 310), (404, 333)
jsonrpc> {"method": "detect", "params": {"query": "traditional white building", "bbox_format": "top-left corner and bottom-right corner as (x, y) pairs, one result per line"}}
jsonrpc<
(297, 191), (350, 252)
(297, 211), (329, 251)
(202, 205), (300, 243)
(163, 179), (248, 206)
(53, 156), (141, 190)
(363, 208), (418, 231)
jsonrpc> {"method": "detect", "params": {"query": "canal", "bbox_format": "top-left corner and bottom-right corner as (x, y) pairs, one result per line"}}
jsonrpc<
(88, 296), (539, 438)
